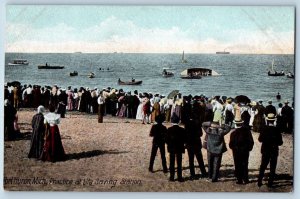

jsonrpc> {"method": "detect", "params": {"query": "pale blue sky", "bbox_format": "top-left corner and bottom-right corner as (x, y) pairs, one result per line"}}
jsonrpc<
(6, 6), (295, 53)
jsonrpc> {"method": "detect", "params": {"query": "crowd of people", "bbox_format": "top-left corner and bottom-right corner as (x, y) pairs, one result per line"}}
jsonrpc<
(3, 82), (295, 187)
(4, 82), (294, 133)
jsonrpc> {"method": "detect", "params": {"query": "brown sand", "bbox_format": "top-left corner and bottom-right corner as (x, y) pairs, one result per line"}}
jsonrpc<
(4, 109), (293, 192)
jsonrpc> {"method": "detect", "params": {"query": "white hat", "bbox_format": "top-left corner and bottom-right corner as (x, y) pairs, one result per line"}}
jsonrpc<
(37, 105), (45, 114)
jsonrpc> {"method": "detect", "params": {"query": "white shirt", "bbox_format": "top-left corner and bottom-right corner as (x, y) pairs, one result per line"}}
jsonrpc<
(44, 112), (60, 126)
(97, 95), (105, 105)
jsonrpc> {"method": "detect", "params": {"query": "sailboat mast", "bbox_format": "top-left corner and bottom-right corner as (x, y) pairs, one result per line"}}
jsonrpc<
(182, 51), (184, 61)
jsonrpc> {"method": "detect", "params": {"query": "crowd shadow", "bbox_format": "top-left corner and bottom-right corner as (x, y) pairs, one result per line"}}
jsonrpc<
(66, 149), (130, 161)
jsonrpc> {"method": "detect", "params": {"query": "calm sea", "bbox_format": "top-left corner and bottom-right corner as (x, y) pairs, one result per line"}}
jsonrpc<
(5, 53), (295, 104)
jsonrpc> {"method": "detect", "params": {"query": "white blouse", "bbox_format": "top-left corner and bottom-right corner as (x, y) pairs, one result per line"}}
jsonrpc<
(44, 112), (60, 126)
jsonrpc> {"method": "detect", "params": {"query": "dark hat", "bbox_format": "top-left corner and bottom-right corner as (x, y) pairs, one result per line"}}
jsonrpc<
(171, 113), (180, 124)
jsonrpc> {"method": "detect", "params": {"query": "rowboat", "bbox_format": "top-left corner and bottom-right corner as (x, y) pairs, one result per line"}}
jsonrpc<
(162, 69), (174, 77)
(70, 71), (78, 76)
(118, 79), (142, 85)
(88, 72), (95, 78)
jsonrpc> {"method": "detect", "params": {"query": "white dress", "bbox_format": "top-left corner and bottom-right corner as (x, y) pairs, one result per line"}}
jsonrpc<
(135, 98), (144, 120)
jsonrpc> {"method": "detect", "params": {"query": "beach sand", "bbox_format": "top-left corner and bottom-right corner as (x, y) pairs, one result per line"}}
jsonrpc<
(4, 109), (293, 192)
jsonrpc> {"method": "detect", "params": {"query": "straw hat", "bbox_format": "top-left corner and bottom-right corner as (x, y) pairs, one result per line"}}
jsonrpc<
(250, 101), (257, 106)
(233, 119), (244, 124)
(266, 113), (276, 121)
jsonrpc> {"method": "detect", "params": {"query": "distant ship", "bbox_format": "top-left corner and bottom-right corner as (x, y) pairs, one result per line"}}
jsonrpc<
(216, 49), (230, 54)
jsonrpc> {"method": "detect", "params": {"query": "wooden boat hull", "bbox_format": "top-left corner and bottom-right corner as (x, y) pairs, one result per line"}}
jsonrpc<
(38, 65), (64, 69)
(180, 76), (202, 79)
(162, 72), (174, 77)
(8, 63), (29, 66)
(268, 73), (285, 76)
(118, 80), (142, 85)
(70, 73), (78, 76)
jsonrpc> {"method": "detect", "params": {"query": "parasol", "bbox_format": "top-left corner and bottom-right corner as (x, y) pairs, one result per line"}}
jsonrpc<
(234, 95), (251, 104)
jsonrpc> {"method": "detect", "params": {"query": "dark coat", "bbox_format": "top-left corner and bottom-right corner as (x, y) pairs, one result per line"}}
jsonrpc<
(202, 122), (231, 155)
(185, 119), (203, 152)
(166, 125), (186, 154)
(28, 113), (45, 158)
(149, 124), (167, 146)
(259, 125), (283, 156)
(229, 126), (254, 152)
(265, 105), (277, 116)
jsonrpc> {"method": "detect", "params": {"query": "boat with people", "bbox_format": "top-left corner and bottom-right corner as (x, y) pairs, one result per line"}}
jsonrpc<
(286, 72), (294, 79)
(8, 59), (29, 66)
(38, 63), (64, 69)
(88, 72), (95, 78)
(118, 78), (142, 85)
(162, 68), (174, 77)
(180, 67), (220, 79)
(268, 60), (284, 76)
(70, 71), (78, 76)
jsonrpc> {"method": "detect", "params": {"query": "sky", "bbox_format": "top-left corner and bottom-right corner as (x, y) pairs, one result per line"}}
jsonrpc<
(5, 5), (295, 54)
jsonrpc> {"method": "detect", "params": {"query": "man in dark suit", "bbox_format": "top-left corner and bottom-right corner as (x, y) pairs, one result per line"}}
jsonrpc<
(281, 100), (294, 134)
(202, 120), (231, 182)
(265, 100), (277, 116)
(229, 119), (254, 184)
(185, 118), (207, 180)
(149, 114), (168, 173)
(257, 113), (283, 187)
(166, 113), (186, 182)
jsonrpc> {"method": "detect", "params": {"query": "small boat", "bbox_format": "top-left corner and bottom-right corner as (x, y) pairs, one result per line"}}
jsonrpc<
(181, 51), (187, 63)
(162, 69), (174, 77)
(268, 71), (285, 76)
(216, 49), (230, 54)
(180, 67), (220, 79)
(70, 71), (78, 76)
(268, 60), (284, 76)
(8, 59), (29, 66)
(38, 63), (64, 69)
(118, 79), (142, 85)
(88, 72), (95, 78)
(286, 72), (294, 79)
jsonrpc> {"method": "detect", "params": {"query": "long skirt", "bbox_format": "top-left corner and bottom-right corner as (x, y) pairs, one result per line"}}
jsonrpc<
(40, 125), (66, 162)
(98, 104), (104, 123)
(136, 104), (144, 120)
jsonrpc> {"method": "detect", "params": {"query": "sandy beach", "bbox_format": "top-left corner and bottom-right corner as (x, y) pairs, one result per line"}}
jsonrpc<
(4, 109), (293, 192)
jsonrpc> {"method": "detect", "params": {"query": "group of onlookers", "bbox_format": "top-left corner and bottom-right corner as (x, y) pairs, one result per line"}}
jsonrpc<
(148, 111), (283, 187)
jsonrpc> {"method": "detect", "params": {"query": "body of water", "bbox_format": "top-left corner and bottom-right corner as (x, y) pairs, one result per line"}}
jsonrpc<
(5, 53), (295, 104)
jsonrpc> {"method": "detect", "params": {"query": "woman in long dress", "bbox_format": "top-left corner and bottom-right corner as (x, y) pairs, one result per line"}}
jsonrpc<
(136, 94), (144, 120)
(40, 105), (66, 162)
(28, 105), (46, 159)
